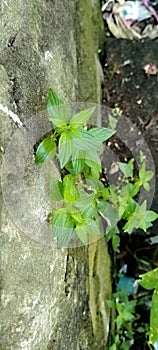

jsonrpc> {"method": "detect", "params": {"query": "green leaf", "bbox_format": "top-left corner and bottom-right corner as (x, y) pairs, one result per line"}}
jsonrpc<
(118, 162), (133, 178)
(70, 106), (95, 128)
(150, 289), (158, 344)
(145, 211), (158, 222)
(119, 183), (131, 199)
(76, 224), (89, 245)
(35, 137), (56, 163)
(106, 226), (119, 242)
(115, 335), (120, 345)
(121, 341), (132, 350)
(109, 344), (117, 350)
(138, 161), (145, 178)
(83, 203), (98, 220)
(47, 88), (68, 127)
(86, 218), (101, 237)
(74, 191), (95, 211)
(65, 158), (84, 175)
(59, 131), (73, 168)
(85, 151), (101, 167)
(69, 127), (81, 137)
(98, 202), (119, 229)
(118, 185), (134, 218)
(85, 177), (104, 191)
(140, 150), (146, 163)
(108, 114), (117, 131)
(139, 210), (158, 232)
(91, 165), (101, 179)
(112, 234), (120, 252)
(52, 210), (75, 248)
(102, 188), (110, 201)
(71, 211), (83, 224)
(106, 299), (115, 309)
(143, 182), (150, 191)
(128, 158), (134, 168)
(65, 150), (85, 175)
(139, 268), (158, 345)
(123, 201), (147, 234)
(109, 185), (118, 205)
(116, 315), (123, 330)
(73, 136), (101, 153)
(47, 88), (64, 108)
(63, 175), (79, 202)
(87, 127), (115, 142)
(137, 327), (146, 333)
(144, 170), (153, 181)
(85, 152), (102, 179)
(130, 181), (141, 197)
(75, 218), (101, 245)
(139, 268), (158, 290)
(140, 221), (153, 231)
(139, 161), (154, 191)
(50, 179), (63, 201)
(121, 198), (136, 219)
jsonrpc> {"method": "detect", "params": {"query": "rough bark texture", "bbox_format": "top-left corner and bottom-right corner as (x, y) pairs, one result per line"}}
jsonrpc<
(0, 1), (111, 350)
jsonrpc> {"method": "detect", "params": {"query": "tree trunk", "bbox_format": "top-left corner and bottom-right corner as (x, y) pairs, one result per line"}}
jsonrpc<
(0, 1), (111, 349)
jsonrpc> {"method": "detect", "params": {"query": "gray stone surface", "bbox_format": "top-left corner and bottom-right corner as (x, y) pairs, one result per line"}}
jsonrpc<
(0, 1), (111, 349)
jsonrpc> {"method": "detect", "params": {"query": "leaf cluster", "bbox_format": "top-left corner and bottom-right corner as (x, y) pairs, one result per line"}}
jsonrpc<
(99, 157), (158, 251)
(35, 88), (158, 250)
(35, 88), (158, 350)
(35, 89), (115, 247)
(107, 291), (137, 350)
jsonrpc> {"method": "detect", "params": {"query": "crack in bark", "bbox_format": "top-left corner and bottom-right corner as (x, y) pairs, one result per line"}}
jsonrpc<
(7, 32), (18, 48)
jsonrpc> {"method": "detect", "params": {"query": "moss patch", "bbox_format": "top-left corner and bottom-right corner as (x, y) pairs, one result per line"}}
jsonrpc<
(77, 0), (104, 103)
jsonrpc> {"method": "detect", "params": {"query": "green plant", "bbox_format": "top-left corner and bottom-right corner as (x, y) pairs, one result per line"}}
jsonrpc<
(107, 290), (137, 350)
(35, 88), (158, 248)
(139, 267), (158, 348)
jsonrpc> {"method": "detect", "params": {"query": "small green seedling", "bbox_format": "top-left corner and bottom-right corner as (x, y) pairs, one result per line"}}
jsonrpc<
(35, 89), (158, 248)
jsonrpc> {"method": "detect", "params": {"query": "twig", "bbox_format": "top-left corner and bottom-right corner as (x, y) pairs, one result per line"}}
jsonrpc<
(144, 113), (158, 130)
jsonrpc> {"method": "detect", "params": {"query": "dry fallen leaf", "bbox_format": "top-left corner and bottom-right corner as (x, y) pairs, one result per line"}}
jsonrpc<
(103, 0), (158, 39)
(141, 23), (158, 39)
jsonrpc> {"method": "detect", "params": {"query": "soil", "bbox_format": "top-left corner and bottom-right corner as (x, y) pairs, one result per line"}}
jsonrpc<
(101, 37), (158, 349)
(101, 37), (158, 226)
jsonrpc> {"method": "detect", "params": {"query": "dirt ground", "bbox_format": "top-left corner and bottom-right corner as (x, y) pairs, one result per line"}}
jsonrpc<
(102, 38), (158, 231)
(100, 38), (158, 350)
